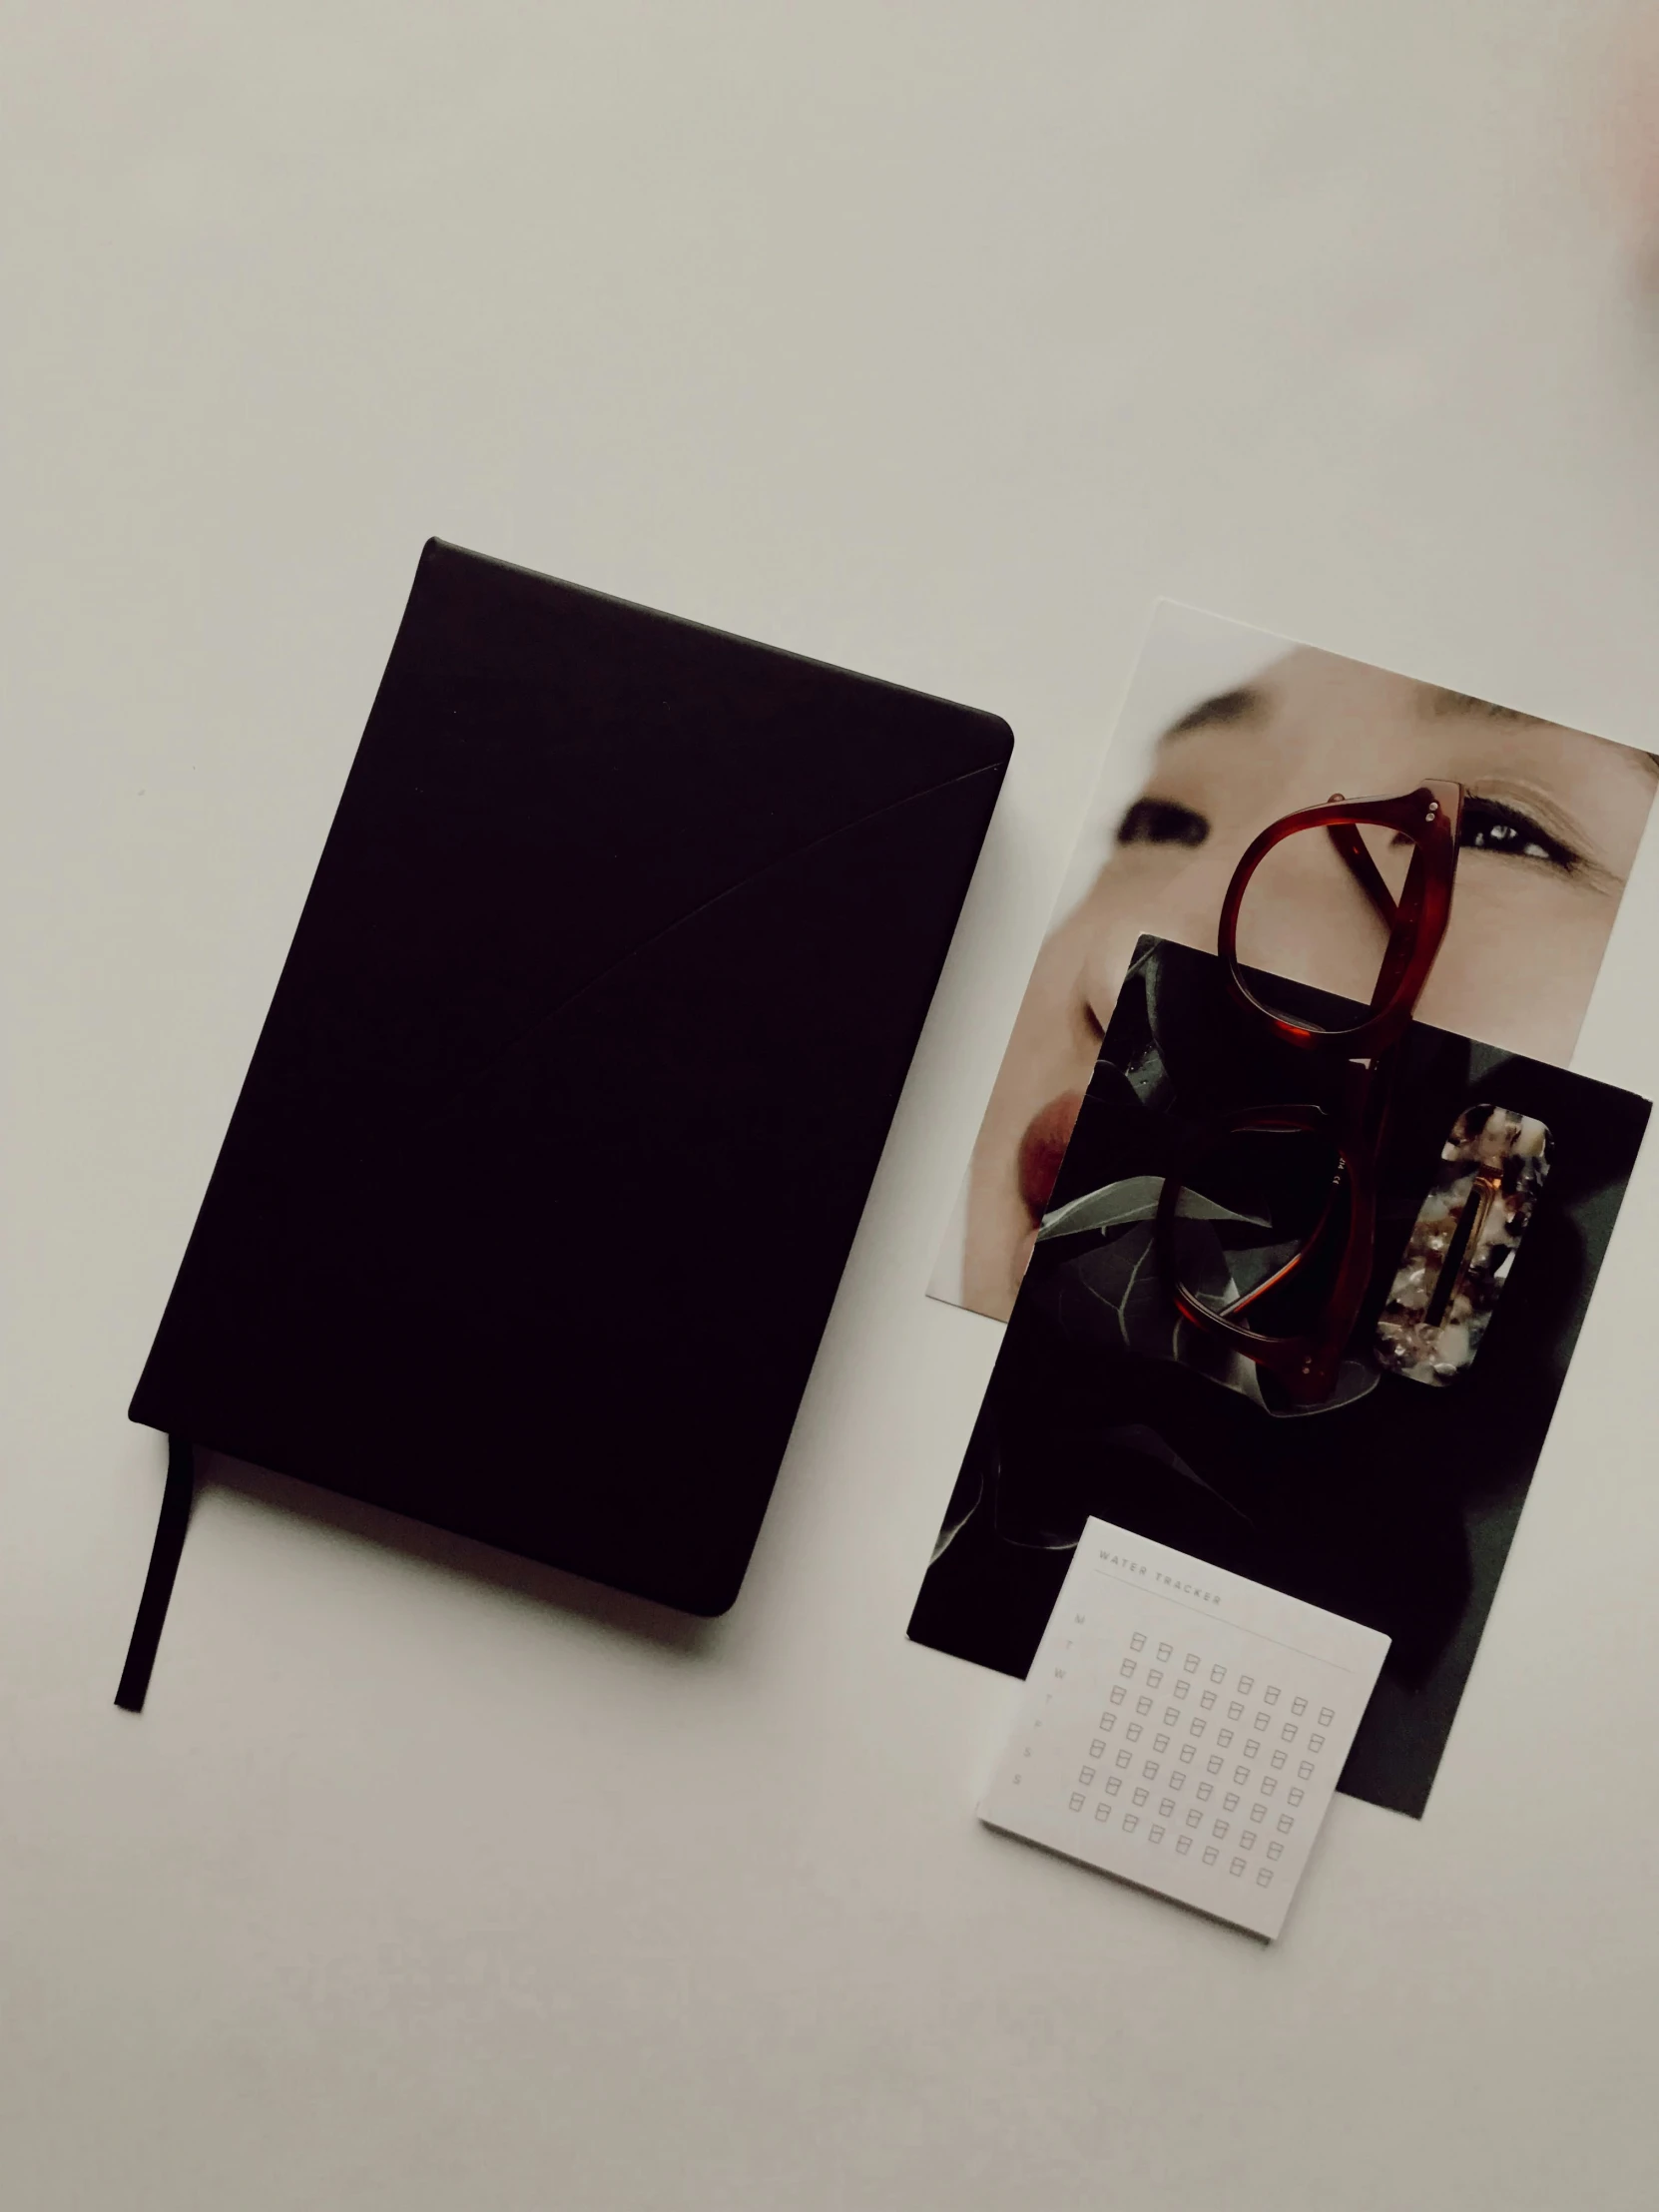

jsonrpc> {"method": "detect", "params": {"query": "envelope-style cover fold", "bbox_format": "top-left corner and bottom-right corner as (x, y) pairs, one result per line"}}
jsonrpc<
(130, 541), (1012, 1615)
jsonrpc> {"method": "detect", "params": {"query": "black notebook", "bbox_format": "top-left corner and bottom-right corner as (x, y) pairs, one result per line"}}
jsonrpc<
(121, 540), (1011, 1698)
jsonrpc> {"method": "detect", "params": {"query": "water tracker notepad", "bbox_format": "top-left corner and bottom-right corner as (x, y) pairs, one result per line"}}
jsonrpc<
(979, 1517), (1389, 1937)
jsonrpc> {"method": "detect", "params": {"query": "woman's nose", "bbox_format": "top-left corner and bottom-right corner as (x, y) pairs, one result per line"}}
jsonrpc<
(1146, 848), (1238, 958)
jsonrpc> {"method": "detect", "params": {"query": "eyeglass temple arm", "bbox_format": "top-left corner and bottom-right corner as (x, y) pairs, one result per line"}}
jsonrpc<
(1371, 842), (1439, 1016)
(1324, 818), (1422, 1021)
(1324, 822), (1397, 930)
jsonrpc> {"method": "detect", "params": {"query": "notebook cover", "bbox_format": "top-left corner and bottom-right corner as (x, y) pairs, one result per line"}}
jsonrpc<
(130, 541), (1012, 1615)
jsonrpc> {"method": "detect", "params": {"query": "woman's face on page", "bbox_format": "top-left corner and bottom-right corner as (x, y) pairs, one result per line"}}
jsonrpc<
(961, 646), (1655, 1320)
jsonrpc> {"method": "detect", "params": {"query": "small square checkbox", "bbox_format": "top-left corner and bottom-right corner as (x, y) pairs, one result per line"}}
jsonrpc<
(1224, 1792), (1241, 1812)
(1243, 1741), (1259, 1760)
(1164, 1706), (1181, 1726)
(1146, 1670), (1164, 1690)
(1200, 1690), (1217, 1709)
(1129, 1633), (1146, 1652)
(1069, 1793), (1086, 1811)
(1213, 1820), (1230, 1840)
(1116, 1751), (1133, 1770)
(1172, 1681), (1190, 1702)
(1078, 1767), (1096, 1785)
(1288, 1787), (1304, 1806)
(1176, 1835), (1193, 1856)
(1261, 1777), (1277, 1797)
(1120, 1660), (1136, 1678)
(1206, 1755), (1223, 1775)
(1210, 1664), (1227, 1683)
(1299, 1761), (1315, 1779)
(1090, 1739), (1107, 1759)
(1143, 1761), (1160, 1780)
(1256, 1868), (1273, 1888)
(1110, 1686), (1127, 1707)
(1122, 1814), (1139, 1833)
(1277, 1814), (1295, 1833)
(1126, 1724), (1142, 1743)
(1292, 1696), (1308, 1716)
(1233, 1766), (1252, 1785)
(1267, 1841), (1284, 1861)
(1156, 1642), (1173, 1662)
(1310, 1734), (1326, 1752)
(1132, 1787), (1149, 1807)
(1251, 1803), (1267, 1825)
(1159, 1798), (1176, 1818)
(1189, 1718), (1206, 1737)
(1179, 1745), (1196, 1764)
(1196, 1782), (1213, 1802)
(1240, 1830), (1256, 1850)
(1230, 1857), (1247, 1878)
(1184, 1653), (1200, 1673)
(1186, 1808), (1203, 1828)
(1238, 1676), (1255, 1695)
(1217, 1730), (1234, 1748)
(1149, 1824), (1166, 1843)
(1254, 1712), (1271, 1733)
(1264, 1686), (1281, 1705)
(1154, 1735), (1170, 1753)
(1281, 1723), (1298, 1742)
(1136, 1697), (1154, 1716)
(1270, 1751), (1287, 1770)
(1228, 1701), (1245, 1721)
(1319, 1707), (1335, 1727)
(1202, 1846), (1219, 1866)
(1169, 1771), (1186, 1792)
(1094, 1802), (1112, 1824)
(1105, 1777), (1122, 1796)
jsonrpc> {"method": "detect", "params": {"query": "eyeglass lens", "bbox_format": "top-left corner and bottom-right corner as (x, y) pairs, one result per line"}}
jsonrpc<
(1165, 1125), (1351, 1343)
(1233, 821), (1416, 1030)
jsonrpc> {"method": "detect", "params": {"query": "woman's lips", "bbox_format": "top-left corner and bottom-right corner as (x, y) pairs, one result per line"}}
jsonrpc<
(1016, 1090), (1085, 1225)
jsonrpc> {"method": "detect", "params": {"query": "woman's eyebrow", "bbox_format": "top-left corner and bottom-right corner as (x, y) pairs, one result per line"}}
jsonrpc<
(1426, 685), (1659, 778)
(1162, 686), (1265, 740)
(1424, 687), (1543, 727)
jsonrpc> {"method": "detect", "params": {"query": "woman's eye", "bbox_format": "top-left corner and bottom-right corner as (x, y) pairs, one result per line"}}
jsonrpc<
(1458, 799), (1576, 872)
(1117, 798), (1209, 849)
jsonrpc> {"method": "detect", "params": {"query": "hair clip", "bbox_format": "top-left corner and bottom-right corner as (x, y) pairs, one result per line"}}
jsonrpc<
(1375, 1105), (1551, 1386)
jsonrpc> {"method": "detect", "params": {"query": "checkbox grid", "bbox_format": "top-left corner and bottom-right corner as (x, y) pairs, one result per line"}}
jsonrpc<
(978, 1517), (1389, 1939)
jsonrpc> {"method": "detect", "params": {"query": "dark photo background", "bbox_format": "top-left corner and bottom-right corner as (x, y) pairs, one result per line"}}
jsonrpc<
(909, 938), (1649, 1817)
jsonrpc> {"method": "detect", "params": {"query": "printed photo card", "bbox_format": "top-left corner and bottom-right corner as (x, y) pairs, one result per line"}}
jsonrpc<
(913, 936), (1648, 1818)
(932, 604), (1657, 1324)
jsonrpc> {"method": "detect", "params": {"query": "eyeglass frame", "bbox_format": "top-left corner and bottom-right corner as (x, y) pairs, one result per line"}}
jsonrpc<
(1152, 780), (1463, 1403)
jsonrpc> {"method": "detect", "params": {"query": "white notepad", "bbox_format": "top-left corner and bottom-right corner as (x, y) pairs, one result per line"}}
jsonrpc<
(978, 1518), (1390, 1937)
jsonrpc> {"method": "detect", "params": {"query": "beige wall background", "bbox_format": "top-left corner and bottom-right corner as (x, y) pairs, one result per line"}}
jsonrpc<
(7, 5), (1659, 2207)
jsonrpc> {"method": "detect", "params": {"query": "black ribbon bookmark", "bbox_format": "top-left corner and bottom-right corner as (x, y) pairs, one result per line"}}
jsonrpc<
(115, 1435), (198, 1713)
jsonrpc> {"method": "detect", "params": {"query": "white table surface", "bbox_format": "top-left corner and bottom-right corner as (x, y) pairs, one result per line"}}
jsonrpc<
(7, 6), (1659, 2206)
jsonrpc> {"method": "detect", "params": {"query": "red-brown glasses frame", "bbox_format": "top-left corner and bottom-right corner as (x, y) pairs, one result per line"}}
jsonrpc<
(1154, 781), (1462, 1403)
